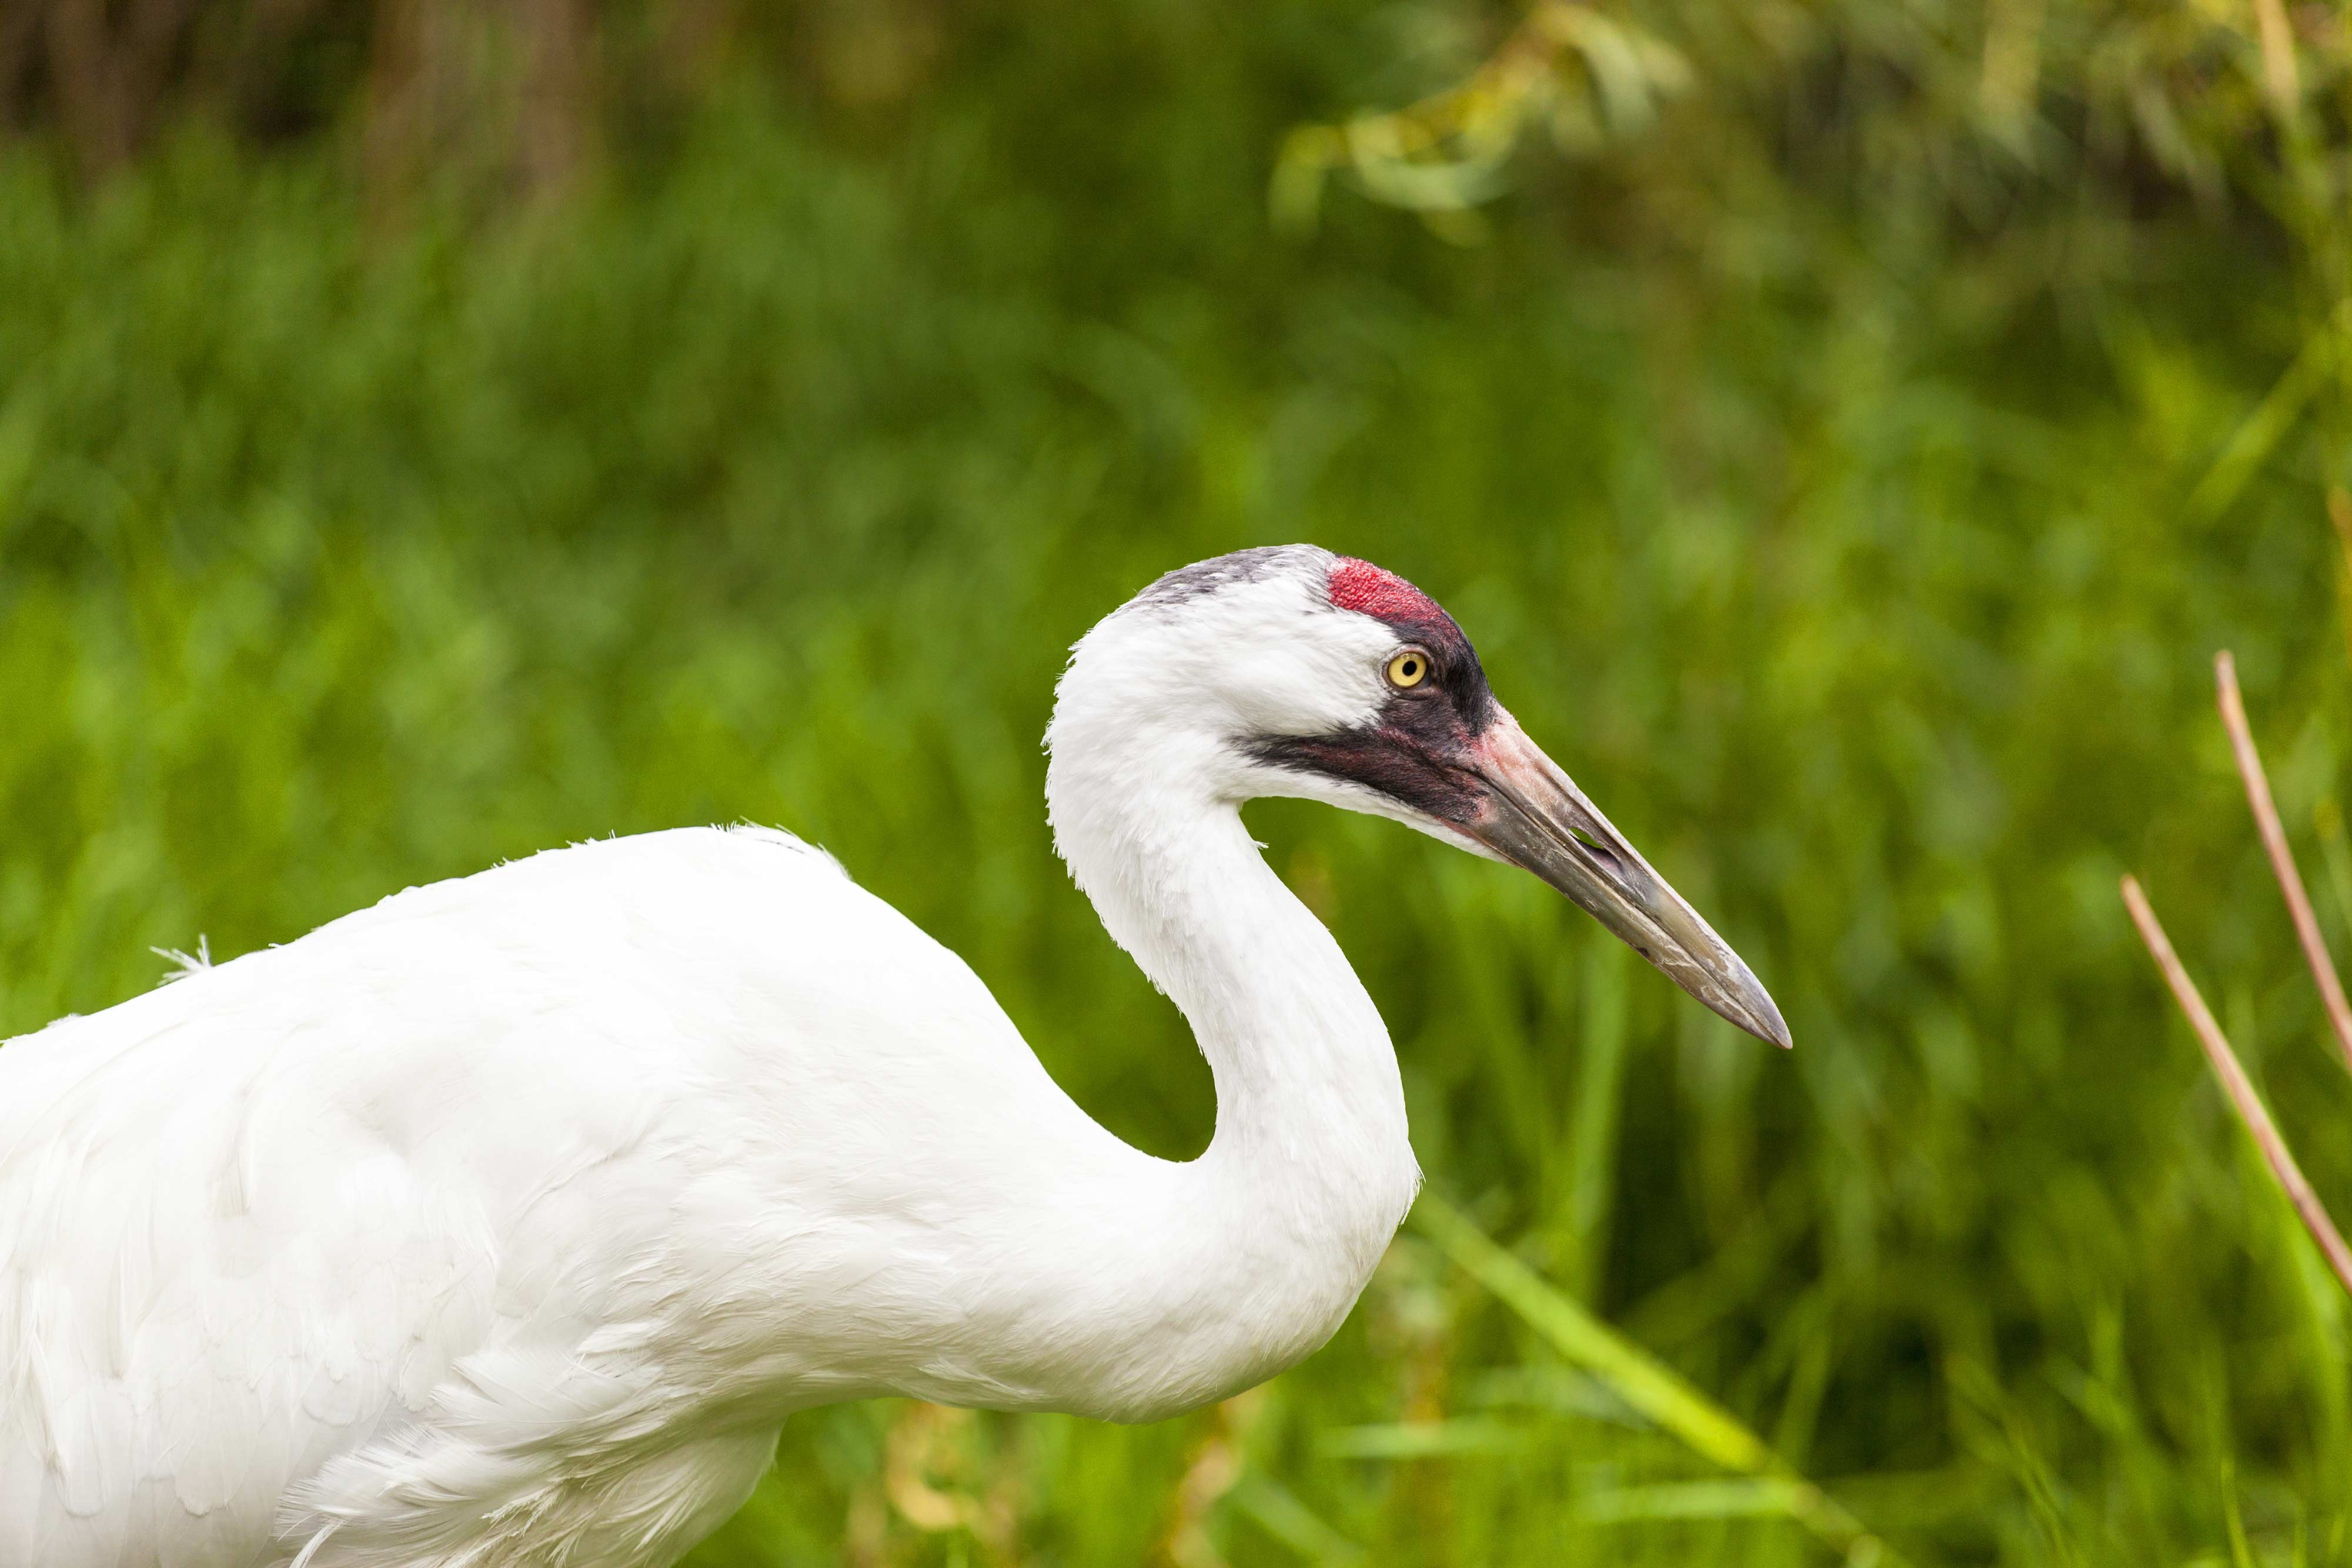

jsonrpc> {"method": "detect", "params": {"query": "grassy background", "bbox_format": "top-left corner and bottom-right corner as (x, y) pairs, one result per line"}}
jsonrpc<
(4, 1), (2352, 1562)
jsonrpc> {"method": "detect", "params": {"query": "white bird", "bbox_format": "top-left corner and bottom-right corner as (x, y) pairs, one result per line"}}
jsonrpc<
(0, 546), (1786, 1567)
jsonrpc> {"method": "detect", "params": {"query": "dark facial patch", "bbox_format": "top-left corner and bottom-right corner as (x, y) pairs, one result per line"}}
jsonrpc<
(1248, 724), (1488, 824)
(1249, 556), (1502, 821)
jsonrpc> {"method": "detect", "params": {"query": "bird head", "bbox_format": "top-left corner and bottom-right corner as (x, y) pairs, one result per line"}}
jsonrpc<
(1048, 545), (1789, 1049)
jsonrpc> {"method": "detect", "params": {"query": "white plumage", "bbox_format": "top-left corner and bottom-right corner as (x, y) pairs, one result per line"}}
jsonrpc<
(0, 546), (1784, 1566)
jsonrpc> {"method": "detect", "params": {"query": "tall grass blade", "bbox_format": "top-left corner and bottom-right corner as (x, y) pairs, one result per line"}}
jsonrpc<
(1411, 1192), (1900, 1562)
(2191, 302), (2349, 517)
(1561, 936), (1629, 1296)
(1317, 1419), (1523, 1459)
(1225, 1475), (1366, 1564)
(1578, 1477), (1810, 1521)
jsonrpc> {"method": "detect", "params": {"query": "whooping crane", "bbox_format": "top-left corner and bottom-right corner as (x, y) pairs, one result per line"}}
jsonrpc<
(0, 546), (1787, 1566)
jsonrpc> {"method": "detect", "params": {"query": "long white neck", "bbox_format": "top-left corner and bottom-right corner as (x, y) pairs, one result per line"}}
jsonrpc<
(1040, 700), (1421, 1416)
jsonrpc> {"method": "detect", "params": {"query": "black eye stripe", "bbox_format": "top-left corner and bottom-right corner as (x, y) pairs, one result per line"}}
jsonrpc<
(1245, 726), (1485, 823)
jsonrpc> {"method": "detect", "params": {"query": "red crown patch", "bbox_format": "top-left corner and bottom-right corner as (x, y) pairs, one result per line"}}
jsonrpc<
(1328, 557), (1443, 625)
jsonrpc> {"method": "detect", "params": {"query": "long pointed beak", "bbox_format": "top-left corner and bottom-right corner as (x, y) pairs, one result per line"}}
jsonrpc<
(1461, 716), (1791, 1048)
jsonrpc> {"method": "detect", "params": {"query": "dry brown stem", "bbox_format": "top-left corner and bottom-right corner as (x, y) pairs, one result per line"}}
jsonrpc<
(2213, 650), (2352, 1078)
(2121, 875), (2352, 1298)
(2250, 0), (2302, 113)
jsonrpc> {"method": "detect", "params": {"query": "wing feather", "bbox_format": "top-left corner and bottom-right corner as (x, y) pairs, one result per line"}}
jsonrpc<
(0, 824), (1010, 1566)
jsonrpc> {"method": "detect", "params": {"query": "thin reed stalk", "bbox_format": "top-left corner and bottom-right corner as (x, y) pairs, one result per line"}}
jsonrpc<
(2120, 875), (2352, 1299)
(2213, 650), (2352, 1078)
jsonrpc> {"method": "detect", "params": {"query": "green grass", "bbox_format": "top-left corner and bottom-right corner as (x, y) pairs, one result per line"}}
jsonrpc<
(4, 6), (2352, 1560)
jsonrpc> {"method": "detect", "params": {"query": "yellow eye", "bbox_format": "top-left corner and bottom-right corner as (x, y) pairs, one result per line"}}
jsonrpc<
(1385, 648), (1429, 689)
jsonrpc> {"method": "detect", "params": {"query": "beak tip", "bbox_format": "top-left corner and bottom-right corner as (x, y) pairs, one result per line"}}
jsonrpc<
(1732, 984), (1792, 1051)
(1462, 721), (1793, 1051)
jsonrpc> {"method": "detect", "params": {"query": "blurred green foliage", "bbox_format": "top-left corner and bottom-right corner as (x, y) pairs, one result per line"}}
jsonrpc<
(5, 0), (2352, 1563)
